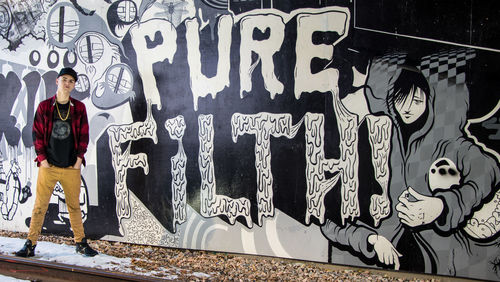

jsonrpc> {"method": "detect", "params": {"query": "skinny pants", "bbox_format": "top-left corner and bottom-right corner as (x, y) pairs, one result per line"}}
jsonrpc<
(28, 166), (85, 244)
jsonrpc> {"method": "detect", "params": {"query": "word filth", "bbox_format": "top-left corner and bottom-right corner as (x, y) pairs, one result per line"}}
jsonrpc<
(107, 93), (392, 233)
(129, 7), (350, 111)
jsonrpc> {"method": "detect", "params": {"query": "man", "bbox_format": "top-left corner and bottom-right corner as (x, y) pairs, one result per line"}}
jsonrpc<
(16, 67), (98, 257)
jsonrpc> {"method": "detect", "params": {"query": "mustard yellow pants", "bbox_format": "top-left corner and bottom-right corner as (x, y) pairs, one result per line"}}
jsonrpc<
(28, 166), (85, 244)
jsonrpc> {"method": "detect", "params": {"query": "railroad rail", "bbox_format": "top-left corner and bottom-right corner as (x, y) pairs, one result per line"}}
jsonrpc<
(0, 254), (164, 281)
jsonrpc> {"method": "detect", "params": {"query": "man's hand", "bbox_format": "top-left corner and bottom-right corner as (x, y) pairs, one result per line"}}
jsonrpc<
(368, 234), (402, 270)
(73, 157), (83, 170)
(40, 159), (50, 168)
(396, 187), (444, 227)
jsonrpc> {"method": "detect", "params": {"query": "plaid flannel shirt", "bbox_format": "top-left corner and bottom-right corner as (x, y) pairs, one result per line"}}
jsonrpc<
(32, 95), (89, 166)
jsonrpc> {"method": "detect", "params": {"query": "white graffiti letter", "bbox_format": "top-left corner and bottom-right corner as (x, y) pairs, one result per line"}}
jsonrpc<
(366, 115), (392, 227)
(240, 14), (285, 99)
(107, 100), (158, 235)
(295, 10), (349, 98)
(198, 114), (252, 227)
(130, 19), (177, 110)
(305, 89), (359, 225)
(165, 116), (187, 232)
(186, 15), (232, 111)
(231, 113), (303, 226)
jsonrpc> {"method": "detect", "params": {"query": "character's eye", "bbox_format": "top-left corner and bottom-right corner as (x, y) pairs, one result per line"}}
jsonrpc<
(413, 98), (424, 105)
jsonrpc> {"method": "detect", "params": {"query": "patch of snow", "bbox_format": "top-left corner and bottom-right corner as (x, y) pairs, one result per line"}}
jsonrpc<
(0, 236), (208, 280)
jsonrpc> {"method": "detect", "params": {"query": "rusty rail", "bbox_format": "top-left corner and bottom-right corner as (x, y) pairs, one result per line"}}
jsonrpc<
(0, 254), (164, 281)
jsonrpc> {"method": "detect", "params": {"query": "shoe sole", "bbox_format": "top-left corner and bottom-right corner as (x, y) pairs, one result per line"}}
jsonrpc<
(80, 253), (97, 257)
(77, 251), (98, 257)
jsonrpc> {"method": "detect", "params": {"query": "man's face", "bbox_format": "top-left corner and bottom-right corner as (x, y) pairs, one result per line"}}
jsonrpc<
(395, 87), (427, 124)
(56, 74), (76, 94)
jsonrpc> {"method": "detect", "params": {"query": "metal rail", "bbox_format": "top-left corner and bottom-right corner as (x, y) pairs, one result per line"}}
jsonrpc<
(0, 254), (164, 281)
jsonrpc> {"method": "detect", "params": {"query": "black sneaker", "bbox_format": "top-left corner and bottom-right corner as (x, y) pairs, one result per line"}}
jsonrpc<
(15, 239), (36, 257)
(76, 238), (98, 257)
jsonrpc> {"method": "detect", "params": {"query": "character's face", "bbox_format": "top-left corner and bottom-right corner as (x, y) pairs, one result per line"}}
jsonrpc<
(395, 87), (427, 124)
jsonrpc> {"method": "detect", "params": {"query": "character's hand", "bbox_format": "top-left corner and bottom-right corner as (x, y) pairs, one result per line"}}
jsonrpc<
(368, 234), (402, 270)
(396, 187), (444, 227)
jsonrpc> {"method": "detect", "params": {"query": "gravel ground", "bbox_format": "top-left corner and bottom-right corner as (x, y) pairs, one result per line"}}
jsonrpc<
(0, 230), (446, 281)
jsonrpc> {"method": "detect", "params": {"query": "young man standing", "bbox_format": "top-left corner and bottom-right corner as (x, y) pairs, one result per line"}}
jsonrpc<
(16, 67), (98, 257)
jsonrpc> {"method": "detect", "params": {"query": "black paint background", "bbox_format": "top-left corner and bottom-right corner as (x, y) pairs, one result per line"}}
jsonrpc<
(93, 2), (500, 237)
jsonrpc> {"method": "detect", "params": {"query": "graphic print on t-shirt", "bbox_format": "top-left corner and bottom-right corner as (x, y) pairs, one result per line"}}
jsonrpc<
(52, 120), (71, 140)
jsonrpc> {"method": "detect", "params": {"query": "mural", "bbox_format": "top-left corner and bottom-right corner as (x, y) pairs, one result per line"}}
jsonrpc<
(0, 0), (499, 280)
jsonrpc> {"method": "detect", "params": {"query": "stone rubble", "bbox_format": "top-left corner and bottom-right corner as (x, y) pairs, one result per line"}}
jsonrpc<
(0, 230), (441, 281)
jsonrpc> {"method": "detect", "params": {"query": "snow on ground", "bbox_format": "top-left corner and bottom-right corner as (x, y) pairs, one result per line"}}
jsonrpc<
(0, 274), (29, 282)
(0, 236), (206, 280)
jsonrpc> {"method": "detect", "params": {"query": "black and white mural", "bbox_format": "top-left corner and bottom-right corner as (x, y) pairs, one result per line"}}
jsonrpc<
(0, 0), (499, 280)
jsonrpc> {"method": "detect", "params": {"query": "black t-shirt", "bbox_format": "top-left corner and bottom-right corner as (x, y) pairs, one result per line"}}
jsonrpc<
(47, 102), (75, 167)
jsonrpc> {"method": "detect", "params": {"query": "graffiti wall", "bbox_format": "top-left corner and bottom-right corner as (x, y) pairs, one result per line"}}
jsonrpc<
(0, 0), (499, 280)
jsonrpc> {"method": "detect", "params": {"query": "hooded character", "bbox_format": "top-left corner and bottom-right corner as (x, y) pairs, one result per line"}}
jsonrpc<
(322, 49), (500, 280)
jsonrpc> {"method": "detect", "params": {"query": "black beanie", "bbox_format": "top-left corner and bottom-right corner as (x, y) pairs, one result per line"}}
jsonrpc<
(58, 67), (78, 82)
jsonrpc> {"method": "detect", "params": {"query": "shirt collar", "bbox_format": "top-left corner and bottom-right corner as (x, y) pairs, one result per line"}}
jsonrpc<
(51, 95), (74, 106)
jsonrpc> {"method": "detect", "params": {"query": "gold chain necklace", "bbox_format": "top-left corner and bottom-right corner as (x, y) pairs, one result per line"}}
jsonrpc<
(55, 102), (70, 121)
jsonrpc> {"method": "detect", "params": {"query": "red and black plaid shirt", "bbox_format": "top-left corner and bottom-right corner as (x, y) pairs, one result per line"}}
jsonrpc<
(32, 95), (89, 166)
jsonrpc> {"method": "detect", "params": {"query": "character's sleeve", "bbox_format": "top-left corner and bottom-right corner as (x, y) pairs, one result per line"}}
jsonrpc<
(32, 103), (47, 163)
(76, 103), (89, 162)
(321, 219), (377, 259)
(434, 139), (500, 232)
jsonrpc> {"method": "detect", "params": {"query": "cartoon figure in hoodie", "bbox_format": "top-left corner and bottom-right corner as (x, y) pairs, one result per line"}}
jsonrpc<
(322, 49), (500, 280)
